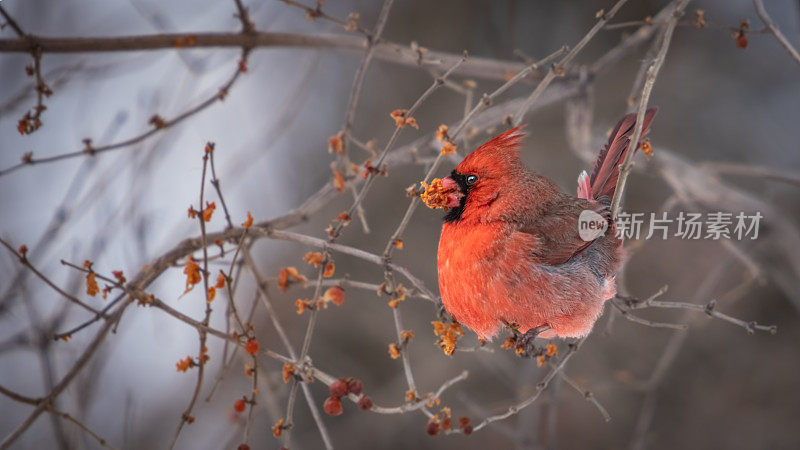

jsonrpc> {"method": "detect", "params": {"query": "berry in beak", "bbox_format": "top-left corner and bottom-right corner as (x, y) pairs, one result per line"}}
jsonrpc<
(420, 177), (464, 210)
(440, 176), (463, 208)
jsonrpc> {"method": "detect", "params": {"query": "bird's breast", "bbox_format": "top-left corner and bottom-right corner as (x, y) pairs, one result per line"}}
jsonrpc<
(437, 221), (514, 337)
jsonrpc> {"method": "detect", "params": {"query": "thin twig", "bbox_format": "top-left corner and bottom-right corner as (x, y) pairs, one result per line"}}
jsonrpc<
(556, 368), (611, 422)
(0, 5), (26, 38)
(701, 161), (800, 188)
(0, 50), (250, 177)
(0, 31), (546, 83)
(511, 0), (630, 125)
(610, 0), (690, 217)
(0, 386), (120, 450)
(0, 302), (128, 450)
(617, 286), (777, 335)
(753, 0), (800, 68)
(447, 339), (585, 434)
(257, 228), (436, 301)
(270, 350), (469, 415)
(339, 0), (395, 155)
(333, 53), (467, 241)
(0, 237), (105, 316)
(611, 299), (689, 330)
(241, 247), (333, 449)
(381, 43), (571, 264)
(168, 146), (216, 450)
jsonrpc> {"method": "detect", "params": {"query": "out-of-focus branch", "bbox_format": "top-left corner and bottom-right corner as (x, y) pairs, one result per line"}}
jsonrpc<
(339, 0), (394, 155)
(610, 0), (690, 217)
(0, 31), (540, 83)
(334, 0), (395, 232)
(0, 237), (104, 317)
(556, 368), (611, 422)
(700, 161), (800, 188)
(626, 258), (733, 450)
(0, 50), (249, 177)
(511, 0), (630, 125)
(0, 385), (119, 450)
(591, 0), (681, 75)
(0, 5), (26, 38)
(753, 0), (800, 68)
(0, 302), (127, 449)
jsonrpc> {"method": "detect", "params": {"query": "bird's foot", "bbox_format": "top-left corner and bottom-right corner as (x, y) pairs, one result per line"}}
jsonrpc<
(515, 325), (551, 358)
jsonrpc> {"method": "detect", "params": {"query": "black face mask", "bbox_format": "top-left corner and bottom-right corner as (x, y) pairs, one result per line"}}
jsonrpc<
(443, 170), (470, 223)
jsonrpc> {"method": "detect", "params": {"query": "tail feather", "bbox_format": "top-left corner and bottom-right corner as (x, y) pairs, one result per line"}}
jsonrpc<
(588, 108), (658, 200)
(577, 170), (591, 200)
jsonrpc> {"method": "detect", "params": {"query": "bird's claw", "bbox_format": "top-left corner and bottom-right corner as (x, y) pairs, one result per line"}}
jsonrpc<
(515, 325), (550, 357)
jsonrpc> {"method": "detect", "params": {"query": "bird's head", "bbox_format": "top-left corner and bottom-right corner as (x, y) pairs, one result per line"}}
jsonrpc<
(442, 126), (526, 223)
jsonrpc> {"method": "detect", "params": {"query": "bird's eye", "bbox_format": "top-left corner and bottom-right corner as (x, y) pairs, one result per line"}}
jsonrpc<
(465, 175), (478, 186)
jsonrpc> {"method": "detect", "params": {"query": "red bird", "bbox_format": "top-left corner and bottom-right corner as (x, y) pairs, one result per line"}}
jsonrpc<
(436, 110), (657, 342)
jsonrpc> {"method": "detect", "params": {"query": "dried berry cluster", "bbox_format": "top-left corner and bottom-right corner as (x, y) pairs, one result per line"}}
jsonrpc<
(388, 329), (414, 360)
(420, 178), (457, 210)
(323, 378), (373, 416)
(431, 320), (464, 356)
(426, 407), (473, 436)
(389, 109), (418, 129)
(435, 124), (457, 155)
(501, 335), (559, 366)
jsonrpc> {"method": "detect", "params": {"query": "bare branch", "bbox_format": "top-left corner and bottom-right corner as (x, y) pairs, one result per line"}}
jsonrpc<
(0, 52), (249, 177)
(0, 5), (26, 38)
(0, 31), (540, 83)
(0, 237), (105, 317)
(556, 368), (611, 422)
(447, 339), (584, 435)
(753, 0), (800, 68)
(610, 0), (690, 217)
(511, 0), (630, 125)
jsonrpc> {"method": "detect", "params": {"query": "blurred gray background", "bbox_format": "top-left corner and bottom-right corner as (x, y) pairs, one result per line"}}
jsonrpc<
(1, 0), (799, 449)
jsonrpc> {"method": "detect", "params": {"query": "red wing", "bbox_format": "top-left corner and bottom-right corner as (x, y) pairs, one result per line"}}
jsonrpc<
(520, 197), (601, 266)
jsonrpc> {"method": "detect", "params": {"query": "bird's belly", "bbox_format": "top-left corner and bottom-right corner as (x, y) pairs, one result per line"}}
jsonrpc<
(438, 224), (611, 339)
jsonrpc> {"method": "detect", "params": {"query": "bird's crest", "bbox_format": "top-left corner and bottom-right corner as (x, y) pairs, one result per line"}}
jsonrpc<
(458, 126), (526, 173)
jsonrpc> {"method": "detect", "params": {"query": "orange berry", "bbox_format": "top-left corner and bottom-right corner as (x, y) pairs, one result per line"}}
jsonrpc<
(324, 286), (345, 306)
(233, 397), (247, 413)
(245, 338), (258, 355)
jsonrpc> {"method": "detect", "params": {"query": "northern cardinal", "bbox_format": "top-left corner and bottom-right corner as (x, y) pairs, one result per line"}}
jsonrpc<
(432, 110), (657, 342)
